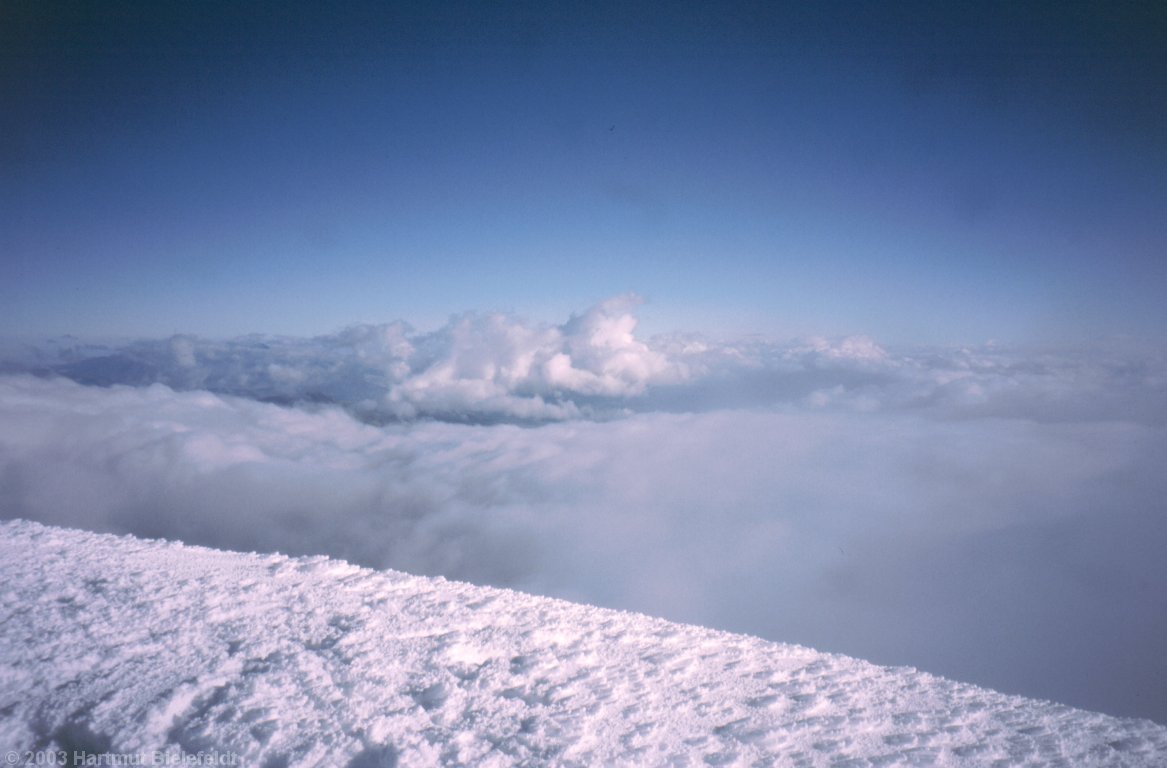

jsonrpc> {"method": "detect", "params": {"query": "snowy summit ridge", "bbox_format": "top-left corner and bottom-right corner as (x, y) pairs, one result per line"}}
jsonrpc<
(1, 520), (1164, 766)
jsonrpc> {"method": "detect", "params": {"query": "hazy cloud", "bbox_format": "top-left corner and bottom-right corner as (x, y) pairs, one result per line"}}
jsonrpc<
(1, 351), (1166, 722)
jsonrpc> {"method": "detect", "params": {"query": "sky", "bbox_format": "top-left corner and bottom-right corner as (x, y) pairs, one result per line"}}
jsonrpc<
(2, 0), (1165, 343)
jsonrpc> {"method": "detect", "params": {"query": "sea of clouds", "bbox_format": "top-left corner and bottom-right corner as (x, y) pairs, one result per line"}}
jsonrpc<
(2, 296), (1166, 724)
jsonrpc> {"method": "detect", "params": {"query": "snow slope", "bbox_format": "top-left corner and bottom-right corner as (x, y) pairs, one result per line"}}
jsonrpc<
(1, 521), (1164, 767)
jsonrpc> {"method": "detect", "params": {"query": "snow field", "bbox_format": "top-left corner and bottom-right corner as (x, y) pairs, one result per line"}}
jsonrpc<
(1, 520), (1165, 766)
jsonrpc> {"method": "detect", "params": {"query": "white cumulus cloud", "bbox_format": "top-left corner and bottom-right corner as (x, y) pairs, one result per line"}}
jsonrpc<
(7, 297), (1165, 426)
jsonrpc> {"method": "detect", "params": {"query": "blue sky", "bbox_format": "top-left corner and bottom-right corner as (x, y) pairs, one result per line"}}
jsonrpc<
(2, 0), (1164, 343)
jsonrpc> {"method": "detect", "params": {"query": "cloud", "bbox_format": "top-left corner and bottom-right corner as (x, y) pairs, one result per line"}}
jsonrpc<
(6, 296), (1165, 426)
(1, 356), (1166, 723)
(2, 299), (1167, 722)
(381, 296), (680, 420)
(4, 296), (677, 422)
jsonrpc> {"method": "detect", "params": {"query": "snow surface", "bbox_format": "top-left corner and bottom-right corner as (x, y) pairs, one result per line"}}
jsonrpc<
(1, 520), (1165, 767)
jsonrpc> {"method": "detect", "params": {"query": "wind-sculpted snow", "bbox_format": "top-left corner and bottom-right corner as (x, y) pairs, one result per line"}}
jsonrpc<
(2, 520), (1165, 767)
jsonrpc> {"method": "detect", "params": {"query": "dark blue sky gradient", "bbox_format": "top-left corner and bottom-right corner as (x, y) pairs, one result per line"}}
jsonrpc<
(3, 1), (1165, 342)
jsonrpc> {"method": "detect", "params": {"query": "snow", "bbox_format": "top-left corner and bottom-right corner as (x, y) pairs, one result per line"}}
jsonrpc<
(1, 520), (1164, 767)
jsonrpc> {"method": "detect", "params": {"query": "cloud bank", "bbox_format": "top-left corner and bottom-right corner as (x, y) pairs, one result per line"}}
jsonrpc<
(6, 296), (1165, 426)
(2, 299), (1166, 724)
(6, 296), (678, 422)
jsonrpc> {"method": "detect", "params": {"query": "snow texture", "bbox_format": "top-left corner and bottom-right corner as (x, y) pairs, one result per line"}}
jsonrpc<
(2, 520), (1165, 767)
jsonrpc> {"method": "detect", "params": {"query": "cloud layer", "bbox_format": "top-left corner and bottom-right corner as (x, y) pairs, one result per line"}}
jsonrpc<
(2, 324), (1166, 725)
(5, 296), (675, 422)
(6, 297), (1165, 426)
(2, 364), (1167, 723)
